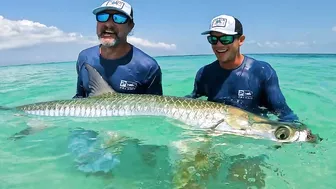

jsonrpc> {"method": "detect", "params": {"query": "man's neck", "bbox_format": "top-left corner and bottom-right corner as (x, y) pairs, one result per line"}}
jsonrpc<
(100, 43), (132, 60)
(219, 54), (245, 70)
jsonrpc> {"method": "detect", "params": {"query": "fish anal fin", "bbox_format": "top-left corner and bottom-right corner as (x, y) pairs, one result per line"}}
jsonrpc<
(84, 63), (116, 97)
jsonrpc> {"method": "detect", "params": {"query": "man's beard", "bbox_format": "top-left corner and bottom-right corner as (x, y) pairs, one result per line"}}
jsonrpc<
(99, 36), (120, 47)
(98, 29), (120, 47)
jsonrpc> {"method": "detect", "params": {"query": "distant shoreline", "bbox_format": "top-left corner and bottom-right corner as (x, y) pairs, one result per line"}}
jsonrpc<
(155, 52), (336, 58)
(1, 52), (335, 67)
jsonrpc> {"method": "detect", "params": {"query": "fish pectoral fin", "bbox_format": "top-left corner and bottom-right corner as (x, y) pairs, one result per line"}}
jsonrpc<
(84, 63), (116, 97)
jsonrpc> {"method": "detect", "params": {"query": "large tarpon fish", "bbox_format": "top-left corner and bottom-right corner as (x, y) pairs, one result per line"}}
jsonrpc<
(1, 63), (319, 143)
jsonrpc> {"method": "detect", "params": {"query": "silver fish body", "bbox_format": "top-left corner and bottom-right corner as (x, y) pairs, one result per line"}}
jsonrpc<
(15, 93), (316, 143)
(9, 63), (319, 143)
(16, 93), (248, 128)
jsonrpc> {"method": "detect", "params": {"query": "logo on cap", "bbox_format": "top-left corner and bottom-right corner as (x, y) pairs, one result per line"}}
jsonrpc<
(211, 18), (227, 28)
(109, 0), (125, 9)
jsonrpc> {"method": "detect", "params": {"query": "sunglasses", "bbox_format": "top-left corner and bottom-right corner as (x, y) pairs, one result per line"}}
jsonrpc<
(207, 35), (239, 45)
(96, 12), (129, 24)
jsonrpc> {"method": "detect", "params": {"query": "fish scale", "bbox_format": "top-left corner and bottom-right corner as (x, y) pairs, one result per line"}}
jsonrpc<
(17, 93), (226, 129)
(3, 63), (317, 143)
(11, 92), (319, 143)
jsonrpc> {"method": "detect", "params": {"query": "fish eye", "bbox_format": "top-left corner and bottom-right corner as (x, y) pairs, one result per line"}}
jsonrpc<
(275, 126), (290, 140)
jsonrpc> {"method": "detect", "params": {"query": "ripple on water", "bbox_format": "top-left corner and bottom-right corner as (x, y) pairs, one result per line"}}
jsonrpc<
(0, 55), (335, 188)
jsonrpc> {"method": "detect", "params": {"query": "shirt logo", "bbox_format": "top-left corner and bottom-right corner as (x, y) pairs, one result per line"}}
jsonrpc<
(109, 0), (125, 9)
(212, 18), (227, 28)
(238, 90), (253, 100)
(120, 80), (137, 90)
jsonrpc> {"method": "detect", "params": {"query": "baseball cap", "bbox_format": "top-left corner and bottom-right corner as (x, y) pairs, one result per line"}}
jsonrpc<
(92, 0), (133, 19)
(201, 14), (243, 35)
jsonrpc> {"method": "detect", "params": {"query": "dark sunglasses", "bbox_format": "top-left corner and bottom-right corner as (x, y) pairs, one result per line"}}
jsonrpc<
(96, 12), (129, 24)
(207, 35), (240, 45)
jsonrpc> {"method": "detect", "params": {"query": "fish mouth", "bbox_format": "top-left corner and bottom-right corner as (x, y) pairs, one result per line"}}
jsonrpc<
(301, 129), (322, 143)
(306, 130), (323, 144)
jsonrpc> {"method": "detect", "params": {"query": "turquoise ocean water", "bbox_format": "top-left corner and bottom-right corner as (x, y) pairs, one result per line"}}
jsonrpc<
(0, 54), (335, 189)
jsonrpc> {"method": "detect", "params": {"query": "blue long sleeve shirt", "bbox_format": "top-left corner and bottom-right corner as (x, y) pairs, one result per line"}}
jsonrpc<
(186, 55), (299, 122)
(74, 45), (163, 97)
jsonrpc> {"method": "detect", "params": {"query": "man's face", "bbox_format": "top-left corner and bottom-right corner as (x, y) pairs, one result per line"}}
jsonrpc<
(207, 31), (245, 64)
(96, 10), (133, 47)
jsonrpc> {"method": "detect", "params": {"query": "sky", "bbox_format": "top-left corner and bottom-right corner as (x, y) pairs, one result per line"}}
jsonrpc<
(1, 0), (336, 65)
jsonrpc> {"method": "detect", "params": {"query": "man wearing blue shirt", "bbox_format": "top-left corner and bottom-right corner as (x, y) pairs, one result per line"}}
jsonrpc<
(74, 0), (162, 98)
(182, 14), (300, 188)
(69, 0), (164, 174)
(186, 14), (299, 123)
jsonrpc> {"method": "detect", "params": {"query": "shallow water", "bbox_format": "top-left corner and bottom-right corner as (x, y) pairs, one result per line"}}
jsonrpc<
(0, 54), (335, 189)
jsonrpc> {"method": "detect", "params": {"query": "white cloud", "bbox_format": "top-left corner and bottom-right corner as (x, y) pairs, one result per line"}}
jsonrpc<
(332, 26), (336, 32)
(264, 41), (280, 48)
(245, 40), (256, 44)
(0, 15), (92, 50)
(128, 36), (176, 50)
(285, 41), (307, 46)
(245, 40), (310, 48)
(0, 15), (176, 51)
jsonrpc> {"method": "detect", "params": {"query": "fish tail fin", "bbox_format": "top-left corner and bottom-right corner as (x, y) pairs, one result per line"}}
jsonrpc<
(7, 128), (32, 141)
(0, 106), (12, 111)
(8, 127), (39, 141)
(8, 120), (49, 141)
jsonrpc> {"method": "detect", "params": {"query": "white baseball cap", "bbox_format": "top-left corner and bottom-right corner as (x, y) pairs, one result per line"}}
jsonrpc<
(92, 0), (133, 19)
(201, 14), (243, 35)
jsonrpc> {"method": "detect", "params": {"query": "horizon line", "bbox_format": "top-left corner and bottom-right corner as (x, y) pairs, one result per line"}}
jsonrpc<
(1, 52), (336, 67)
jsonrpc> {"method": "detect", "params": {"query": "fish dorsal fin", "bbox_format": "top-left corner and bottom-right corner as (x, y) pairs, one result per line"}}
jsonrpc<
(84, 63), (116, 97)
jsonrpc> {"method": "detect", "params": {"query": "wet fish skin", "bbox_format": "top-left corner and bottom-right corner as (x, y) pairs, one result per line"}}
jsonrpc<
(16, 93), (230, 129)
(14, 92), (317, 143)
(6, 63), (319, 143)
